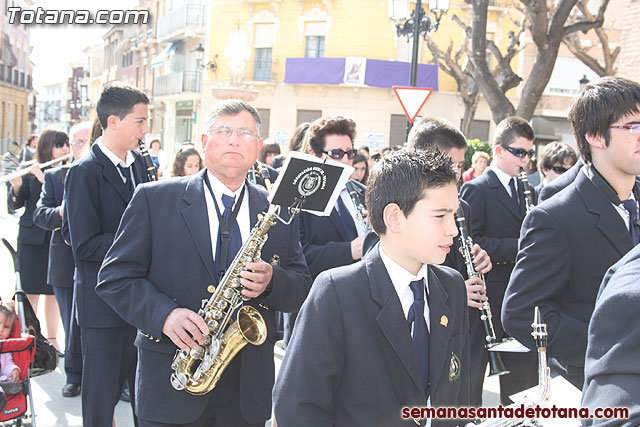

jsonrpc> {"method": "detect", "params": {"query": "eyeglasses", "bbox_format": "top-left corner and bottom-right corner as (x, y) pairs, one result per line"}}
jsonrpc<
(501, 145), (535, 159)
(322, 148), (357, 160)
(550, 166), (569, 174)
(72, 140), (86, 147)
(54, 140), (70, 148)
(609, 124), (640, 134)
(209, 125), (258, 140)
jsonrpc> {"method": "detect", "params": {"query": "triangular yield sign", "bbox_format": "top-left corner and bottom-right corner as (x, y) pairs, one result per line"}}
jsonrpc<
(393, 86), (434, 123)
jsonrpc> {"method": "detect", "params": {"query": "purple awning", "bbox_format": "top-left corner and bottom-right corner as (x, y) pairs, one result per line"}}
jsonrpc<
(284, 57), (438, 90)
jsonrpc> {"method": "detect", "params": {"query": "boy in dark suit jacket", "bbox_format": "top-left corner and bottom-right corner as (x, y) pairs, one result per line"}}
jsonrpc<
(459, 116), (538, 404)
(503, 77), (640, 390)
(64, 82), (150, 426)
(274, 149), (470, 427)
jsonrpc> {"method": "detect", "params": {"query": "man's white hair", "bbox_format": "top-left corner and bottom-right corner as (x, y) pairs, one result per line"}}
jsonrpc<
(69, 121), (93, 140)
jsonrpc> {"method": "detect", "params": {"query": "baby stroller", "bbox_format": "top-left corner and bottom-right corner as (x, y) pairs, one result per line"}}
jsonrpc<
(1, 238), (59, 426)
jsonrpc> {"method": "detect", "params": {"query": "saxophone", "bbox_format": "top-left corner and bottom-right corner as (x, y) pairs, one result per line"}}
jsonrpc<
(455, 205), (509, 377)
(170, 204), (279, 395)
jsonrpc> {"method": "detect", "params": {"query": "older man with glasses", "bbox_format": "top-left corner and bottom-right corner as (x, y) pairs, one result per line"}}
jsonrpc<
(96, 98), (311, 427)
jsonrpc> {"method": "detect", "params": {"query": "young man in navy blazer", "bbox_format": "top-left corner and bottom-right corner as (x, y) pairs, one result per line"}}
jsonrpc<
(64, 82), (150, 426)
(502, 76), (640, 390)
(97, 99), (311, 426)
(274, 149), (470, 427)
(459, 116), (538, 404)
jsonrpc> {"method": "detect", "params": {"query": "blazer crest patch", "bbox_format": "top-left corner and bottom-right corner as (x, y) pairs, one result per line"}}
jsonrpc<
(449, 352), (461, 382)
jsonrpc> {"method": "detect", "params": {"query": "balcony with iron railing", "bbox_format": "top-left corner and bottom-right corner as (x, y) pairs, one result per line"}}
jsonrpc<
(157, 2), (205, 42)
(153, 71), (199, 96)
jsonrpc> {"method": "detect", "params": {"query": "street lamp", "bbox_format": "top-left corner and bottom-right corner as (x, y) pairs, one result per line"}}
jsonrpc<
(579, 74), (589, 92)
(394, 0), (449, 136)
(194, 43), (218, 73)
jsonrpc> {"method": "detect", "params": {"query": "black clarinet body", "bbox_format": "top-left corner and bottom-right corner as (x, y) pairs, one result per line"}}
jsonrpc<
(518, 167), (535, 213)
(137, 140), (159, 182)
(455, 205), (509, 377)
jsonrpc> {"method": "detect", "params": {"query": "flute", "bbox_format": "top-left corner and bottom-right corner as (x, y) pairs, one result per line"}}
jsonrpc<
(0, 153), (74, 184)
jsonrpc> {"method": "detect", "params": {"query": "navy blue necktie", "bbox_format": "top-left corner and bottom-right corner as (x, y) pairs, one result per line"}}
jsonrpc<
(508, 178), (520, 209)
(407, 279), (430, 393)
(117, 164), (134, 194)
(622, 199), (640, 246)
(336, 196), (358, 241)
(215, 194), (242, 275)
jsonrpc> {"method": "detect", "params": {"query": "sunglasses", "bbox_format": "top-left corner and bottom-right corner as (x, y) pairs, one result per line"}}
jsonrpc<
(550, 166), (569, 174)
(609, 124), (640, 134)
(501, 145), (535, 159)
(54, 140), (70, 148)
(322, 148), (357, 160)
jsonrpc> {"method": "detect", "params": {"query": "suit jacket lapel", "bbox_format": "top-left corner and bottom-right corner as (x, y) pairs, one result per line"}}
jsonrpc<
(329, 205), (348, 240)
(576, 172), (634, 257)
(246, 181), (269, 228)
(181, 170), (217, 284)
(131, 152), (148, 185)
(487, 169), (522, 220)
(426, 266), (454, 389)
(368, 247), (424, 394)
(92, 144), (133, 203)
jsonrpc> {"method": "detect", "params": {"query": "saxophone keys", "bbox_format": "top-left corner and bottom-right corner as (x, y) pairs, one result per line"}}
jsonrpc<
(213, 310), (223, 319)
(223, 288), (234, 298)
(171, 373), (187, 391)
(207, 320), (218, 333)
(216, 300), (228, 309)
(190, 346), (205, 360)
(231, 278), (241, 288)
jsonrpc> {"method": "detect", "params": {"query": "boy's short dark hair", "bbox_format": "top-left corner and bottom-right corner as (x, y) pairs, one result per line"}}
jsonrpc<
(568, 76), (640, 163)
(407, 117), (468, 151)
(308, 116), (357, 156)
(538, 142), (577, 173)
(493, 116), (535, 147)
(366, 148), (457, 236)
(96, 81), (149, 129)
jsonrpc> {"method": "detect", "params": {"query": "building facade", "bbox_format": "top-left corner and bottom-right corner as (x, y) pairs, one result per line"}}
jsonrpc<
(1, 0), (34, 153)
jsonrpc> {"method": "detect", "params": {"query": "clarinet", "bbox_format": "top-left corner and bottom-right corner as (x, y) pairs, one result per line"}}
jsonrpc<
(137, 140), (158, 182)
(455, 205), (509, 377)
(345, 180), (367, 235)
(518, 167), (534, 213)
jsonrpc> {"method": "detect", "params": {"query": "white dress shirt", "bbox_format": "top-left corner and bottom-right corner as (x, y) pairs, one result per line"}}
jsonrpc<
(96, 137), (137, 186)
(490, 164), (517, 199)
(379, 245), (430, 332)
(204, 171), (251, 263)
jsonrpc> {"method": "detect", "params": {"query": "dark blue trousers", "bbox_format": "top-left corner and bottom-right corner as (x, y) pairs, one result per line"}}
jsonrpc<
(52, 285), (82, 385)
(81, 325), (138, 427)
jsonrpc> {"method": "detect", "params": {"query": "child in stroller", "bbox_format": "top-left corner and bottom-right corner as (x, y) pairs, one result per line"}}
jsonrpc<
(0, 302), (22, 397)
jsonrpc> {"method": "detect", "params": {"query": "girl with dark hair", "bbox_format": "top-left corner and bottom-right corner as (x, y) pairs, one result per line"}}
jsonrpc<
(171, 145), (203, 177)
(8, 129), (69, 352)
(350, 151), (369, 185)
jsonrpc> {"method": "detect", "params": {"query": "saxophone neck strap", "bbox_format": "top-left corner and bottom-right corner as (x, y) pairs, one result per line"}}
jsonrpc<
(203, 173), (246, 278)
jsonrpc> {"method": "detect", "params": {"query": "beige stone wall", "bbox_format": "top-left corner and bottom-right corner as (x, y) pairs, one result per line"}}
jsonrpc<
(619, 0), (640, 81)
(0, 85), (30, 143)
